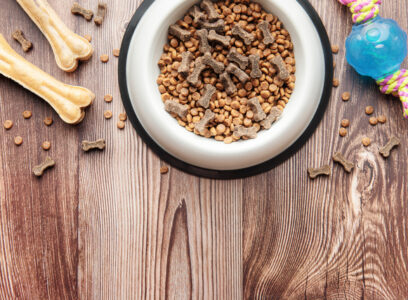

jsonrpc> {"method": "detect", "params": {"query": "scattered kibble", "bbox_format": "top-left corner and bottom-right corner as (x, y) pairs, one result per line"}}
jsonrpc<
(104, 110), (113, 119)
(113, 49), (120, 57)
(160, 166), (169, 174)
(117, 121), (125, 129)
(119, 113), (127, 121)
(14, 136), (23, 146)
(44, 117), (53, 126)
(341, 119), (350, 127)
(378, 115), (387, 124)
(339, 127), (347, 137)
(362, 137), (371, 147)
(84, 34), (92, 42)
(42, 141), (51, 151)
(333, 78), (339, 87)
(365, 106), (374, 115)
(3, 120), (13, 130)
(100, 54), (109, 63)
(331, 45), (339, 54)
(369, 116), (378, 126)
(104, 94), (113, 103)
(342, 92), (350, 101)
(22, 110), (32, 119)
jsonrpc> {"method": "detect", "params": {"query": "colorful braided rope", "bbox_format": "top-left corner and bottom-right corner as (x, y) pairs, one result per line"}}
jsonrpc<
(338, 0), (382, 23)
(377, 70), (408, 119)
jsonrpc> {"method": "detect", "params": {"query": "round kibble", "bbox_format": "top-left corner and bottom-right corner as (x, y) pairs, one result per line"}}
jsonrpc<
(44, 117), (53, 126)
(216, 124), (226, 135)
(14, 136), (23, 146)
(104, 94), (113, 103)
(378, 115), (387, 124)
(119, 113), (127, 121)
(369, 116), (378, 125)
(342, 92), (350, 101)
(365, 106), (374, 115)
(362, 137), (371, 147)
(23, 110), (32, 119)
(333, 78), (339, 87)
(339, 127), (347, 137)
(333, 61), (336, 69)
(117, 121), (125, 129)
(42, 141), (51, 151)
(341, 119), (350, 127)
(104, 110), (113, 119)
(332, 45), (339, 54)
(3, 120), (13, 130)
(113, 49), (120, 57)
(84, 34), (92, 42)
(160, 166), (169, 174)
(100, 54), (109, 63)
(224, 136), (233, 144)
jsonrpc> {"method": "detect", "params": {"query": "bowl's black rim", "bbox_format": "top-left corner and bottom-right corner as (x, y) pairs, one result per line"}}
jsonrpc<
(118, 0), (333, 180)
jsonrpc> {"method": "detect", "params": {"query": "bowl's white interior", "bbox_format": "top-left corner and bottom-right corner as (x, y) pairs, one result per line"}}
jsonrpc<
(126, 0), (325, 170)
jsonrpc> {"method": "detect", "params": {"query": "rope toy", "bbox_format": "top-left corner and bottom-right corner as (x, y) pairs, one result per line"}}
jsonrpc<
(338, 0), (408, 118)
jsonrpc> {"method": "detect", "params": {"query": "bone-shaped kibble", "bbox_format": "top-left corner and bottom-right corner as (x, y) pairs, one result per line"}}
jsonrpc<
(199, 19), (225, 33)
(189, 5), (206, 23)
(227, 48), (248, 70)
(220, 72), (237, 95)
(308, 165), (331, 179)
(200, 0), (219, 21)
(197, 84), (216, 108)
(196, 29), (211, 54)
(164, 100), (189, 118)
(187, 57), (207, 86)
(202, 52), (225, 74)
(332, 152), (354, 173)
(0, 34), (94, 124)
(33, 156), (55, 177)
(195, 109), (215, 134)
(12, 30), (32, 52)
(233, 125), (257, 139)
(249, 54), (262, 79)
(258, 21), (275, 45)
(261, 107), (282, 129)
(271, 55), (290, 80)
(178, 51), (194, 77)
(94, 2), (107, 26)
(226, 63), (249, 83)
(231, 25), (255, 45)
(82, 139), (106, 152)
(71, 2), (93, 21)
(169, 24), (192, 42)
(379, 136), (400, 158)
(17, 0), (93, 72)
(247, 97), (266, 121)
(208, 30), (231, 47)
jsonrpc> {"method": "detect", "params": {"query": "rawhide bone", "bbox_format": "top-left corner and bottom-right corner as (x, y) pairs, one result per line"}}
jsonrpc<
(260, 107), (282, 129)
(196, 29), (211, 53)
(199, 19), (225, 33)
(82, 139), (106, 152)
(271, 55), (290, 80)
(169, 24), (191, 42)
(258, 21), (275, 45)
(12, 30), (32, 52)
(208, 30), (231, 47)
(178, 51), (194, 77)
(226, 63), (250, 83)
(231, 25), (255, 45)
(233, 125), (257, 139)
(227, 48), (248, 70)
(33, 156), (55, 177)
(220, 72), (237, 95)
(189, 6), (206, 24)
(187, 57), (206, 86)
(249, 54), (262, 78)
(195, 109), (215, 134)
(17, 0), (93, 72)
(332, 152), (354, 173)
(200, 0), (219, 21)
(165, 100), (188, 118)
(71, 2), (93, 21)
(202, 52), (225, 74)
(379, 136), (400, 158)
(308, 165), (331, 179)
(0, 34), (94, 124)
(94, 2), (107, 26)
(247, 97), (266, 121)
(198, 84), (216, 108)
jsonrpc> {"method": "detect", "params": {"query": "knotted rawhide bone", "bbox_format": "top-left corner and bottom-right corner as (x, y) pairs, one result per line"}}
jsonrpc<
(307, 165), (331, 179)
(82, 139), (106, 152)
(199, 19), (225, 33)
(227, 48), (248, 70)
(17, 0), (93, 72)
(189, 5), (206, 24)
(195, 109), (215, 134)
(208, 30), (231, 47)
(12, 30), (32, 52)
(0, 34), (94, 124)
(202, 52), (225, 74)
(247, 97), (266, 121)
(231, 25), (255, 45)
(249, 54), (262, 78)
(71, 2), (93, 21)
(196, 29), (211, 54)
(94, 2), (107, 26)
(332, 152), (354, 173)
(169, 24), (192, 42)
(197, 84), (216, 108)
(220, 72), (237, 95)
(379, 136), (400, 158)
(260, 107), (282, 129)
(226, 63), (250, 83)
(33, 156), (55, 177)
(271, 55), (290, 80)
(258, 21), (275, 45)
(233, 125), (257, 139)
(178, 51), (194, 77)
(187, 57), (206, 86)
(164, 100), (189, 118)
(200, 0), (220, 21)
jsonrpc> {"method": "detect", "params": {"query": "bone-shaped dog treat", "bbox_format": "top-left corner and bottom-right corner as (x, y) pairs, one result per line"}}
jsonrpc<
(231, 25), (255, 45)
(178, 51), (194, 77)
(12, 30), (32, 52)
(247, 97), (266, 121)
(17, 0), (93, 72)
(71, 2), (93, 21)
(199, 19), (225, 33)
(200, 0), (219, 21)
(379, 136), (400, 158)
(187, 57), (207, 86)
(33, 156), (55, 177)
(208, 30), (231, 47)
(332, 152), (354, 173)
(271, 55), (290, 80)
(195, 109), (215, 134)
(82, 139), (106, 152)
(233, 125), (257, 139)
(196, 29), (211, 54)
(226, 63), (250, 83)
(258, 21), (275, 45)
(249, 54), (262, 78)
(260, 107), (282, 129)
(169, 24), (192, 42)
(164, 100), (189, 118)
(308, 165), (331, 179)
(220, 72), (237, 95)
(0, 34), (94, 124)
(94, 2), (107, 26)
(197, 84), (216, 108)
(227, 48), (248, 70)
(189, 5), (206, 23)
(202, 52), (225, 74)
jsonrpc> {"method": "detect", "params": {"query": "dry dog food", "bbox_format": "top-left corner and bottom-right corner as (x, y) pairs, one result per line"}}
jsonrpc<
(44, 117), (53, 126)
(160, 165), (169, 174)
(332, 152), (354, 173)
(339, 127), (347, 137)
(157, 0), (295, 143)
(342, 92), (350, 101)
(3, 120), (13, 130)
(33, 156), (55, 177)
(94, 3), (107, 26)
(331, 45), (339, 54)
(12, 30), (32, 52)
(113, 49), (120, 57)
(14, 136), (23, 146)
(308, 165), (331, 179)
(378, 115), (387, 123)
(42, 141), (51, 151)
(100, 54), (109, 63)
(362, 137), (371, 147)
(71, 3), (93, 21)
(365, 106), (374, 115)
(104, 94), (113, 103)
(22, 110), (32, 119)
(340, 119), (350, 127)
(117, 121), (125, 129)
(82, 139), (106, 151)
(104, 110), (113, 119)
(119, 113), (127, 121)
(379, 136), (400, 158)
(333, 78), (339, 87)
(369, 116), (378, 126)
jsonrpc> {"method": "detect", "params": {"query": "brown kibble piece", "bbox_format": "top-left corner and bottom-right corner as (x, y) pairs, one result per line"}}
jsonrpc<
(200, 0), (219, 21)
(71, 2), (93, 21)
(227, 48), (248, 70)
(198, 19), (225, 33)
(84, 34), (92, 42)
(226, 63), (249, 83)
(117, 121), (125, 129)
(369, 117), (378, 126)
(165, 100), (189, 118)
(14, 136), (23, 146)
(247, 97), (266, 121)
(23, 110), (32, 119)
(379, 136), (400, 158)
(189, 5), (206, 23)
(261, 107), (282, 129)
(342, 92), (350, 101)
(249, 54), (262, 79)
(100, 54), (109, 63)
(341, 119), (350, 127)
(198, 84), (216, 108)
(220, 72), (237, 95)
(195, 109), (215, 134)
(82, 139), (106, 151)
(12, 30), (32, 52)
(208, 30), (231, 47)
(308, 165), (331, 179)
(94, 2), (107, 26)
(271, 55), (290, 80)
(33, 156), (55, 177)
(113, 49), (120, 57)
(119, 113), (127, 121)
(332, 45), (339, 53)
(378, 115), (387, 123)
(179, 51), (194, 77)
(169, 24), (191, 42)
(232, 25), (255, 45)
(333, 78), (339, 87)
(332, 152), (354, 173)
(196, 29), (211, 54)
(365, 106), (374, 115)
(258, 21), (275, 45)
(160, 166), (169, 174)
(187, 57), (206, 86)
(203, 52), (225, 74)
(339, 127), (347, 137)
(44, 117), (53, 126)
(3, 120), (13, 130)
(104, 94), (113, 103)
(104, 110), (112, 119)
(233, 125), (257, 139)
(362, 137), (371, 147)
(42, 141), (51, 151)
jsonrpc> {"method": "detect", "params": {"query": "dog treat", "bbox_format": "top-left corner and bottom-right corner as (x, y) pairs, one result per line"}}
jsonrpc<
(71, 2), (93, 21)
(119, 113), (127, 121)
(196, 29), (211, 54)
(226, 63), (250, 83)
(208, 30), (231, 47)
(187, 57), (207, 85)
(233, 125), (257, 139)
(200, 0), (219, 21)
(220, 72), (237, 95)
(271, 55), (290, 80)
(369, 116), (378, 126)
(227, 48), (249, 70)
(100, 54), (109, 63)
(14, 136), (23, 146)
(22, 110), (32, 119)
(160, 166), (169, 174)
(44, 117), (53, 126)
(189, 5), (206, 23)
(33, 156), (55, 177)
(0, 34), (94, 124)
(178, 51), (194, 77)
(104, 110), (112, 119)
(12, 30), (32, 52)
(261, 107), (282, 129)
(231, 25), (255, 45)
(197, 84), (216, 108)
(113, 49), (120, 57)
(169, 24), (192, 42)
(339, 128), (347, 137)
(82, 139), (106, 152)
(258, 21), (275, 45)
(203, 52), (225, 74)
(42, 141), (51, 151)
(17, 0), (93, 72)
(3, 120), (13, 130)
(94, 2), (107, 26)
(248, 97), (266, 121)
(341, 119), (350, 127)
(195, 109), (215, 134)
(342, 92), (350, 101)
(117, 121), (125, 129)
(249, 54), (262, 79)
(379, 136), (400, 158)
(199, 19), (225, 33)
(362, 137), (371, 147)
(104, 94), (113, 103)
(308, 165), (331, 179)
(333, 152), (354, 173)
(165, 100), (189, 118)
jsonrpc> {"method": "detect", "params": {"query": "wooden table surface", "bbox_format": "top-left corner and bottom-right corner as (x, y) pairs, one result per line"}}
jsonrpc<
(1, 0), (407, 299)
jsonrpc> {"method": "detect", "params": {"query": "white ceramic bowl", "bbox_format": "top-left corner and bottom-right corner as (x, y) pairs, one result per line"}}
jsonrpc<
(119, 0), (332, 177)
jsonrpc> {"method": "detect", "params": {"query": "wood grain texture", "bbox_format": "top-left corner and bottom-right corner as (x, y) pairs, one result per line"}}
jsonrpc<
(0, 0), (407, 299)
